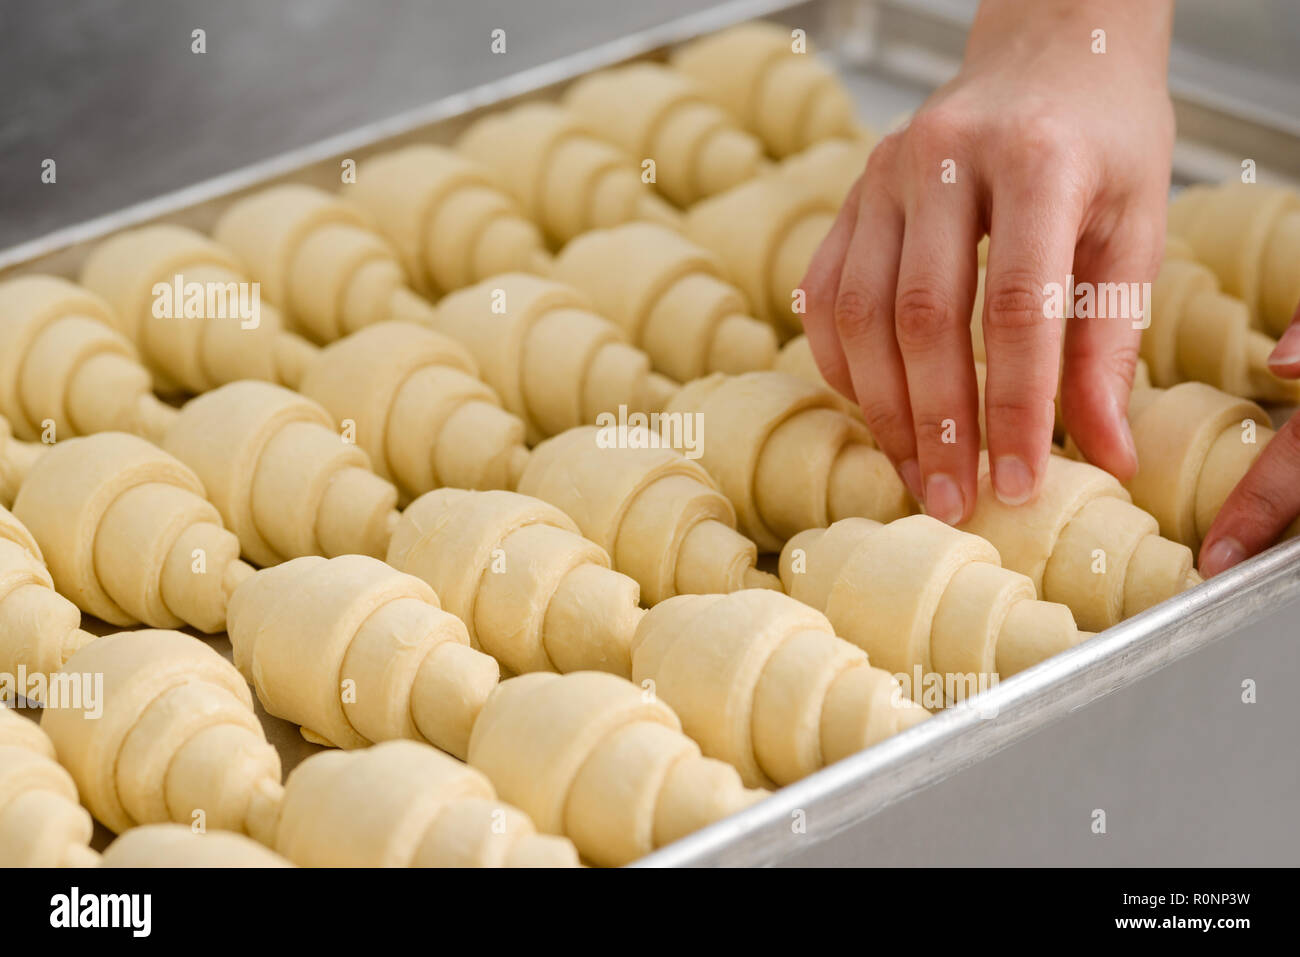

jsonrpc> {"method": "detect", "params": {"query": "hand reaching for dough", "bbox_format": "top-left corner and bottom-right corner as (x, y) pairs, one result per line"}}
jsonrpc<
(1199, 307), (1300, 577)
(800, 0), (1175, 524)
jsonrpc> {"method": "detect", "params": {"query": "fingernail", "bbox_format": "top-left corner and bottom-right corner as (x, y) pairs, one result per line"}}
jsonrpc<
(1267, 336), (1300, 368)
(1200, 537), (1246, 577)
(925, 472), (965, 525)
(992, 455), (1035, 506)
(898, 458), (923, 502)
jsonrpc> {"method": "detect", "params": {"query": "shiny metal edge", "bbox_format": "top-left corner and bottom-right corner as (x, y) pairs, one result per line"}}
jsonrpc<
(634, 535), (1300, 867)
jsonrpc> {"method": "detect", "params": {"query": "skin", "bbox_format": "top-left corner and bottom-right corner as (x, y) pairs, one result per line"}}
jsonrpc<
(800, 0), (1175, 524)
(1200, 310), (1300, 577)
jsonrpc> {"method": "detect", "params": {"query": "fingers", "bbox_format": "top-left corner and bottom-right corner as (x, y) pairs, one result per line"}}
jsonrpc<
(1059, 216), (1164, 480)
(893, 181), (982, 524)
(981, 162), (1085, 506)
(1199, 413), (1300, 577)
(1266, 301), (1300, 378)
(833, 185), (917, 499)
(800, 178), (864, 403)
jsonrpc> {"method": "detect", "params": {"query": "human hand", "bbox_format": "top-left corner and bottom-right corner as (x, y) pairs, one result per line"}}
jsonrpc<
(1199, 310), (1300, 576)
(800, 0), (1175, 523)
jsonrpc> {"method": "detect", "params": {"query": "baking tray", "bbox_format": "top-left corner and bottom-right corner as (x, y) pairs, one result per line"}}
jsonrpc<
(3, 0), (1299, 866)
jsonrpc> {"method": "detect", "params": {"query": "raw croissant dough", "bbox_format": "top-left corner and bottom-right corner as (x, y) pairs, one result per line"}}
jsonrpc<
(1123, 381), (1277, 553)
(959, 453), (1199, 631)
(213, 183), (437, 342)
(274, 740), (578, 867)
(0, 504), (94, 700)
(0, 275), (175, 443)
(12, 433), (251, 632)
(633, 589), (927, 788)
(347, 144), (552, 296)
(227, 553), (499, 758)
(1147, 236), (1299, 402)
(468, 671), (766, 867)
(79, 225), (316, 394)
(518, 425), (780, 603)
(686, 174), (836, 333)
(561, 62), (764, 205)
(40, 629), (283, 840)
(161, 381), (399, 566)
(772, 134), (876, 207)
(664, 371), (914, 551)
(457, 102), (680, 246)
(1168, 181), (1300, 337)
(0, 706), (99, 867)
(671, 22), (858, 158)
(783, 515), (1088, 691)
(552, 222), (778, 381)
(0, 416), (41, 508)
(432, 274), (678, 443)
(297, 320), (530, 499)
(387, 489), (643, 678)
(99, 824), (293, 868)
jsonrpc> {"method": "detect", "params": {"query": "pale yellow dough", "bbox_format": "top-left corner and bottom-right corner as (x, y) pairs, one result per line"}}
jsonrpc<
(0, 275), (176, 443)
(685, 174), (836, 333)
(213, 183), (438, 343)
(772, 134), (876, 207)
(12, 433), (251, 632)
(959, 453), (1199, 631)
(562, 62), (764, 205)
(161, 381), (399, 566)
(0, 504), (95, 702)
(671, 22), (858, 158)
(99, 824), (293, 868)
(297, 320), (530, 499)
(1168, 181), (1300, 337)
(274, 740), (578, 867)
(226, 553), (499, 759)
(552, 222), (778, 381)
(79, 225), (315, 394)
(0, 706), (99, 867)
(1123, 381), (1280, 554)
(457, 102), (681, 246)
(387, 488), (643, 678)
(468, 671), (765, 867)
(663, 371), (915, 552)
(41, 630), (283, 840)
(782, 516), (1089, 698)
(518, 425), (779, 603)
(633, 589), (927, 788)
(347, 144), (551, 296)
(433, 274), (678, 444)
(1147, 236), (1299, 402)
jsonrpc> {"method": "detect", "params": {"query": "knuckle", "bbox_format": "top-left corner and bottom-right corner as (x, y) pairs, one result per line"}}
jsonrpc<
(894, 284), (960, 352)
(833, 283), (887, 342)
(984, 394), (1056, 434)
(858, 395), (914, 448)
(905, 110), (964, 159)
(1000, 111), (1074, 164)
(983, 271), (1051, 337)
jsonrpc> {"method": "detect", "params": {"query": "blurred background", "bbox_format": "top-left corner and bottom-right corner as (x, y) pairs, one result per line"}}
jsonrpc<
(3, 0), (1299, 248)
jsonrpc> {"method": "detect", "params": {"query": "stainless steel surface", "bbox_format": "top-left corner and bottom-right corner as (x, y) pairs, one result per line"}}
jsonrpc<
(4, 0), (1298, 866)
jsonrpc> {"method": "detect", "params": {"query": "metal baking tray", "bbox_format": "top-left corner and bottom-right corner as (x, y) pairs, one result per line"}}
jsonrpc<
(4, 0), (1300, 866)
